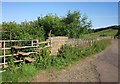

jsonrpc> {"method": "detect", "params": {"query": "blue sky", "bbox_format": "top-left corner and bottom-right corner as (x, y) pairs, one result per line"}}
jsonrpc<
(1, 2), (118, 29)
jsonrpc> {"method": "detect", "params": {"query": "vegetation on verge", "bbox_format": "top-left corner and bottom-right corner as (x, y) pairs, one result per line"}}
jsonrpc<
(2, 39), (111, 82)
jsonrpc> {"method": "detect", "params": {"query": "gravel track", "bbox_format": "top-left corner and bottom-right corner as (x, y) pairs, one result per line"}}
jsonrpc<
(92, 39), (118, 82)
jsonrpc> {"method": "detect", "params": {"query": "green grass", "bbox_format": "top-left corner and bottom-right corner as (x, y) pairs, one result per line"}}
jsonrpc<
(2, 63), (38, 82)
(2, 39), (111, 82)
(80, 29), (118, 38)
(54, 39), (111, 69)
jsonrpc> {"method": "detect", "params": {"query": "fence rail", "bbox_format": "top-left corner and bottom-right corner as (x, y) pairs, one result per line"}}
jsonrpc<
(0, 39), (51, 68)
(0, 40), (40, 68)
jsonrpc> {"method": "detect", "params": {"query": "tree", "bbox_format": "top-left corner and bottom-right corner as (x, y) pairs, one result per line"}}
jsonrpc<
(61, 10), (92, 38)
(2, 10), (93, 40)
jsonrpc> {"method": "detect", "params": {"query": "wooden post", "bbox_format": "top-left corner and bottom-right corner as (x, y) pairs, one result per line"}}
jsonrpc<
(48, 37), (51, 55)
(3, 41), (5, 68)
(49, 30), (52, 37)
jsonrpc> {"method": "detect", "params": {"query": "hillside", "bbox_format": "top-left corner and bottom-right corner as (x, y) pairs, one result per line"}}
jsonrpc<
(94, 25), (119, 32)
(80, 28), (118, 38)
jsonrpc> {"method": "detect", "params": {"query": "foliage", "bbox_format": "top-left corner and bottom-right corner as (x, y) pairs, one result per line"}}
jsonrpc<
(34, 47), (51, 69)
(2, 21), (45, 41)
(2, 10), (93, 40)
(6, 57), (16, 72)
(80, 29), (118, 38)
(2, 62), (37, 82)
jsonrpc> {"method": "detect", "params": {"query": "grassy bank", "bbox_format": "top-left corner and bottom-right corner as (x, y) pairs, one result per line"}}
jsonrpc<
(2, 39), (111, 82)
(80, 29), (118, 38)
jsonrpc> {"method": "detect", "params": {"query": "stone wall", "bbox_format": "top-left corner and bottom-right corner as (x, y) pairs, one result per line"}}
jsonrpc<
(48, 36), (68, 55)
(48, 36), (113, 55)
(66, 38), (95, 46)
(66, 36), (113, 46)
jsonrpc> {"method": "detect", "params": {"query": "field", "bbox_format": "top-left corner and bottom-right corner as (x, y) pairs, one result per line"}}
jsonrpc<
(80, 29), (118, 38)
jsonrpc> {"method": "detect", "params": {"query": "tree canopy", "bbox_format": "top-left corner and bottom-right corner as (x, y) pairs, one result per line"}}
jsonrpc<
(1, 10), (93, 40)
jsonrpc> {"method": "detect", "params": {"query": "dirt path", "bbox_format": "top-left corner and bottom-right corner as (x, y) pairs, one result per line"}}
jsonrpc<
(32, 39), (118, 82)
(32, 57), (100, 82)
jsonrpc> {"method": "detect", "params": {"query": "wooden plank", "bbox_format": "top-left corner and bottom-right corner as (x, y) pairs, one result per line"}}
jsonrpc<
(18, 52), (37, 56)
(25, 57), (35, 62)
(11, 46), (23, 49)
(18, 52), (30, 56)
(28, 52), (37, 54)
(14, 60), (23, 62)
(11, 46), (37, 49)
(38, 41), (50, 44)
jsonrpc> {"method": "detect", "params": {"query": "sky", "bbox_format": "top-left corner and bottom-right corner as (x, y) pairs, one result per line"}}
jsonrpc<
(1, 0), (120, 2)
(1, 2), (118, 29)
